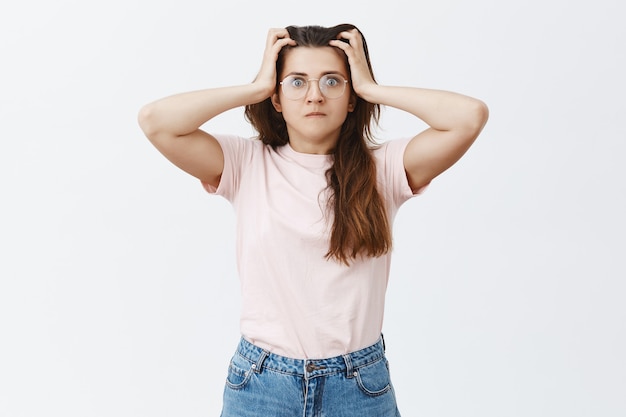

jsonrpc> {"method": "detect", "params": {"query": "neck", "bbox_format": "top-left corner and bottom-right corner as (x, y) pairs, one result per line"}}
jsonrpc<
(287, 131), (339, 155)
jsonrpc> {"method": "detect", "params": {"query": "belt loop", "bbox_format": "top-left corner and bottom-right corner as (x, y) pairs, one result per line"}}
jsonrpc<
(381, 333), (386, 352)
(253, 350), (269, 374)
(342, 354), (354, 379)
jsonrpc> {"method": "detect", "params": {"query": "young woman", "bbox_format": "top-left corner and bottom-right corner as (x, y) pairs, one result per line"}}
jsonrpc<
(139, 24), (488, 417)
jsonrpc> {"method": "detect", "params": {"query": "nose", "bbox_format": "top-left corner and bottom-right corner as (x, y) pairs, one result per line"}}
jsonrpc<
(305, 80), (324, 103)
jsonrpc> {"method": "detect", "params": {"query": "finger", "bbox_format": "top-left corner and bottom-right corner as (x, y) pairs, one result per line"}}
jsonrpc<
(268, 27), (289, 38)
(271, 31), (296, 48)
(336, 29), (361, 45)
(272, 28), (296, 42)
(329, 38), (350, 50)
(330, 32), (364, 55)
(329, 38), (360, 60)
(266, 28), (290, 47)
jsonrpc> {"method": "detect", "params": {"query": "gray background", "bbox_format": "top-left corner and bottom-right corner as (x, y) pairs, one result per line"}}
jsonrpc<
(1, 0), (624, 416)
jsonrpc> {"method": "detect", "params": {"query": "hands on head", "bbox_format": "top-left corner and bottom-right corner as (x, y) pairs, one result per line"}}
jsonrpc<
(254, 27), (376, 102)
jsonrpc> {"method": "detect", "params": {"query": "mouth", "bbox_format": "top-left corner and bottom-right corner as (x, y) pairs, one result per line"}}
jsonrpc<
(305, 112), (326, 117)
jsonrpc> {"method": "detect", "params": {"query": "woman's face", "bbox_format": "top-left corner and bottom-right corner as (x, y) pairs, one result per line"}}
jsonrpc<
(272, 46), (355, 154)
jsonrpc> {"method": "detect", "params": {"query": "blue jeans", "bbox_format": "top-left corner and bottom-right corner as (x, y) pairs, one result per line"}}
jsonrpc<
(220, 336), (401, 417)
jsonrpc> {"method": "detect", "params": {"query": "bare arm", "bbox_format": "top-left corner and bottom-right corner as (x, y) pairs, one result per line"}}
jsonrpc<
(364, 86), (488, 192)
(138, 84), (268, 187)
(331, 30), (489, 192)
(137, 29), (296, 188)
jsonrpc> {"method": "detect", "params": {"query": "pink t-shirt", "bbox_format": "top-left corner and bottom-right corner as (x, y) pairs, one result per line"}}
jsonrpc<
(204, 134), (418, 359)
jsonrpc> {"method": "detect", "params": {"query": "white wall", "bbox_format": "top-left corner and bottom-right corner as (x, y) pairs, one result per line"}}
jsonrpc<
(1, 1), (624, 416)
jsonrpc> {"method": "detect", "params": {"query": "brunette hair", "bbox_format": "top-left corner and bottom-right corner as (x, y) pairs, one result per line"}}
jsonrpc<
(244, 24), (391, 265)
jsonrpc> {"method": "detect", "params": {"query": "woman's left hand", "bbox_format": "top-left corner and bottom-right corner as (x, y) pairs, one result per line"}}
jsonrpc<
(329, 29), (377, 98)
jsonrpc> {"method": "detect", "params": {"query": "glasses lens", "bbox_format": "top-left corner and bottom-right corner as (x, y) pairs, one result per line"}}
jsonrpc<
(280, 75), (347, 100)
(281, 76), (308, 100)
(319, 75), (346, 99)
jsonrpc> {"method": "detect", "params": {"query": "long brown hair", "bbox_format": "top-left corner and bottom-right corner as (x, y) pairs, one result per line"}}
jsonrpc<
(244, 24), (391, 265)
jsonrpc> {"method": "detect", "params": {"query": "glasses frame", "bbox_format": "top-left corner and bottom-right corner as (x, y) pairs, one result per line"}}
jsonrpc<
(279, 74), (349, 100)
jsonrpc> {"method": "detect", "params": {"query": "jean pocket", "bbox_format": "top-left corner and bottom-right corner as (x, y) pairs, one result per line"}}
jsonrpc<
(354, 357), (392, 397)
(225, 353), (255, 390)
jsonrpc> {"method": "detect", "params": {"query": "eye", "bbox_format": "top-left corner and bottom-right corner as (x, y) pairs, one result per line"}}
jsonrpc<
(322, 75), (342, 88)
(289, 77), (307, 89)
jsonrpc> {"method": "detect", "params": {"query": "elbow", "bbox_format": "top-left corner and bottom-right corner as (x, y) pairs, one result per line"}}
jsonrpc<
(472, 99), (489, 132)
(137, 103), (159, 139)
(462, 99), (489, 138)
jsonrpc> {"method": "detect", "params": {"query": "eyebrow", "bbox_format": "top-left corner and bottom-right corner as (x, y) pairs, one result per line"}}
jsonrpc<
(285, 71), (347, 78)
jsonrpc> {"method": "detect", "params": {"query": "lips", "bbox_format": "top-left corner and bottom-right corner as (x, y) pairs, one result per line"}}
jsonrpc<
(306, 112), (326, 117)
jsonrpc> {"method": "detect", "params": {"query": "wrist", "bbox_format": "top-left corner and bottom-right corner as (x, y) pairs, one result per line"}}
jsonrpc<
(250, 79), (276, 103)
(354, 82), (381, 103)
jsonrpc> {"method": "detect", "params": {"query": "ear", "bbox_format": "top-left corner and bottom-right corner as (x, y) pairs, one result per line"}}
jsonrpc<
(347, 94), (357, 112)
(271, 93), (282, 112)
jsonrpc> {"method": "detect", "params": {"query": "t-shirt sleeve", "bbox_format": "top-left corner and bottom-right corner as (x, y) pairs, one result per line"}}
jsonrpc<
(201, 134), (253, 202)
(374, 138), (428, 209)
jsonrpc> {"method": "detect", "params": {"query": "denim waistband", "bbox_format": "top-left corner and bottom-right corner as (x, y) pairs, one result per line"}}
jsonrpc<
(235, 336), (386, 379)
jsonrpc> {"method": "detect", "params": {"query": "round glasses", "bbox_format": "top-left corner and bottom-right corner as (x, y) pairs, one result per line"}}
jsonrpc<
(279, 74), (349, 100)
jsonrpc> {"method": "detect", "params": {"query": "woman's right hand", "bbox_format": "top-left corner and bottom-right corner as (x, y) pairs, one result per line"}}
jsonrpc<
(253, 28), (297, 99)
(138, 28), (296, 187)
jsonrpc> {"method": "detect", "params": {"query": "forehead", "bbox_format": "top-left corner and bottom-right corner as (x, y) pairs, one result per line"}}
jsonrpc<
(281, 47), (347, 76)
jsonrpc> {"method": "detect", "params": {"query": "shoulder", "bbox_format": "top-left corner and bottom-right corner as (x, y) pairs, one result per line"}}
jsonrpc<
(371, 138), (412, 165)
(213, 133), (260, 149)
(214, 134), (267, 161)
(371, 138), (426, 198)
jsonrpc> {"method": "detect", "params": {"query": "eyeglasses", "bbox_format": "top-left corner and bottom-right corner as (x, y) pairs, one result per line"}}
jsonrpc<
(279, 74), (349, 100)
